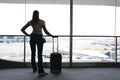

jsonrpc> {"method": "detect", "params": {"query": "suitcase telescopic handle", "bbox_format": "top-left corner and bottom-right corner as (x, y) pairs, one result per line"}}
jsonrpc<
(52, 37), (58, 53)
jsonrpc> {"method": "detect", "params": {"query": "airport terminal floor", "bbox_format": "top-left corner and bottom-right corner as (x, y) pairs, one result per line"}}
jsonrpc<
(0, 68), (120, 80)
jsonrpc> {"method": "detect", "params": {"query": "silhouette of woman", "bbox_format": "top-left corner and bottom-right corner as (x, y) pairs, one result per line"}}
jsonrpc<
(21, 10), (55, 76)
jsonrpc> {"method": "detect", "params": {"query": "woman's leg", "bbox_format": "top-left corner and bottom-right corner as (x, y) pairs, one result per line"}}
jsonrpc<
(37, 43), (44, 74)
(30, 39), (37, 72)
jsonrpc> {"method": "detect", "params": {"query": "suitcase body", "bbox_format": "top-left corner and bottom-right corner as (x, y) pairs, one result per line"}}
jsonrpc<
(50, 52), (62, 73)
(50, 37), (62, 73)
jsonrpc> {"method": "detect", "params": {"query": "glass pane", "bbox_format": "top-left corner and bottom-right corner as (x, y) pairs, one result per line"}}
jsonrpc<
(73, 1), (115, 35)
(116, 0), (120, 36)
(59, 37), (70, 62)
(117, 37), (120, 62)
(0, 35), (24, 62)
(72, 37), (115, 62)
(0, 3), (25, 35)
(25, 0), (70, 35)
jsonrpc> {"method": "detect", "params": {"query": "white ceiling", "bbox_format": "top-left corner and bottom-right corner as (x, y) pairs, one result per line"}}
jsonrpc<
(0, 0), (119, 6)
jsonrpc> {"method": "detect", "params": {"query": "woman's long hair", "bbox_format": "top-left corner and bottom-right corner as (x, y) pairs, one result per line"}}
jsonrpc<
(31, 10), (39, 25)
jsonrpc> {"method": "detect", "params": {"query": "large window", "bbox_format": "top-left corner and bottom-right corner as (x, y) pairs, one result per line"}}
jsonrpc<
(25, 0), (70, 63)
(1, 0), (120, 66)
(72, 0), (116, 63)
(0, 1), (70, 63)
(116, 0), (120, 62)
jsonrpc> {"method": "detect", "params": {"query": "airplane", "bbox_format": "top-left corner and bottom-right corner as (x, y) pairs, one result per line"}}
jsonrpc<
(59, 47), (114, 62)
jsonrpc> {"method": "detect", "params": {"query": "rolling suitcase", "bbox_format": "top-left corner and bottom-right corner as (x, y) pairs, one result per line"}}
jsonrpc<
(50, 37), (62, 73)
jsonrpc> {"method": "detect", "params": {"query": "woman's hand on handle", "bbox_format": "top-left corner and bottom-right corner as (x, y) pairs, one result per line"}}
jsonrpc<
(52, 36), (58, 38)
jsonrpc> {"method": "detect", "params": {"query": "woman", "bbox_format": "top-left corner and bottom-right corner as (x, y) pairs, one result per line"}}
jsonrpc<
(21, 10), (55, 76)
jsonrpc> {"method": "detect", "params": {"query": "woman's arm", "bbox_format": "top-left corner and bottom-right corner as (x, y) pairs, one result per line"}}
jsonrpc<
(42, 25), (54, 37)
(21, 22), (30, 36)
